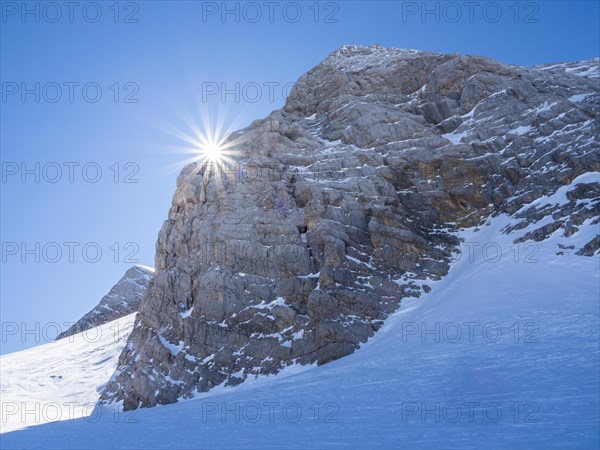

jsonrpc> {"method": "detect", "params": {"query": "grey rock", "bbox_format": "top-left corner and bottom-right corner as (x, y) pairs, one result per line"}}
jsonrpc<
(56, 265), (155, 340)
(100, 45), (600, 410)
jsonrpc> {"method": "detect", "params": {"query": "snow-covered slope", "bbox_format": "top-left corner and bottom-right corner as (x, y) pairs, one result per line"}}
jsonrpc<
(2, 174), (598, 448)
(0, 314), (135, 434)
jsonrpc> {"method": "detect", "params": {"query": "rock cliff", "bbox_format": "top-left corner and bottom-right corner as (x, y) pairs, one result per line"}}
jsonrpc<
(100, 45), (599, 410)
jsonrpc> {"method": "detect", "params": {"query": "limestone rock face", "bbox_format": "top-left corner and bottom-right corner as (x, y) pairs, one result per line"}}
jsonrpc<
(100, 45), (599, 410)
(56, 266), (155, 340)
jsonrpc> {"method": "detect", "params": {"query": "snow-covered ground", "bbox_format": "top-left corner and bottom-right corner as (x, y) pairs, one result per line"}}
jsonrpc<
(1, 176), (598, 448)
(0, 314), (135, 434)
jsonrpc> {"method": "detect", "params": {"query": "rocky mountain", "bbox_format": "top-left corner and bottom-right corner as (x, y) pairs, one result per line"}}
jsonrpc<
(100, 45), (599, 410)
(56, 265), (154, 340)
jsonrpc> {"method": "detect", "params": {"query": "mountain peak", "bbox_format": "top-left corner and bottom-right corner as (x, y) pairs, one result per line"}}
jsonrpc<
(100, 46), (598, 410)
(56, 265), (154, 340)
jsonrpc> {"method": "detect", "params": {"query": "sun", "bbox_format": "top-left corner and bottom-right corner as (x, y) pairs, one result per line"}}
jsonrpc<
(162, 105), (242, 181)
(190, 117), (237, 168)
(200, 140), (224, 163)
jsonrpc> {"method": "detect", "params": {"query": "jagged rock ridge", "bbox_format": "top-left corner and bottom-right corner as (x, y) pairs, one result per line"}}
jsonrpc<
(100, 45), (599, 410)
(56, 265), (155, 340)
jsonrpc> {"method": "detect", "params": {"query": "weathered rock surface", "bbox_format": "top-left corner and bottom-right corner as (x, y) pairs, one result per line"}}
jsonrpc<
(56, 265), (155, 340)
(100, 45), (599, 410)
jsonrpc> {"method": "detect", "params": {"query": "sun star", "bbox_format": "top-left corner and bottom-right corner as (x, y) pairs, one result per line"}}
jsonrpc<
(201, 141), (223, 163)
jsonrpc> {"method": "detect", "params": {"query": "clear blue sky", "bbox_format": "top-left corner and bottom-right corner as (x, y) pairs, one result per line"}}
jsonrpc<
(1, 0), (599, 354)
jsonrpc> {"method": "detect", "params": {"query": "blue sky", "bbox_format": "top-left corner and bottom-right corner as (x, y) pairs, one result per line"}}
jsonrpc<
(1, 0), (599, 354)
